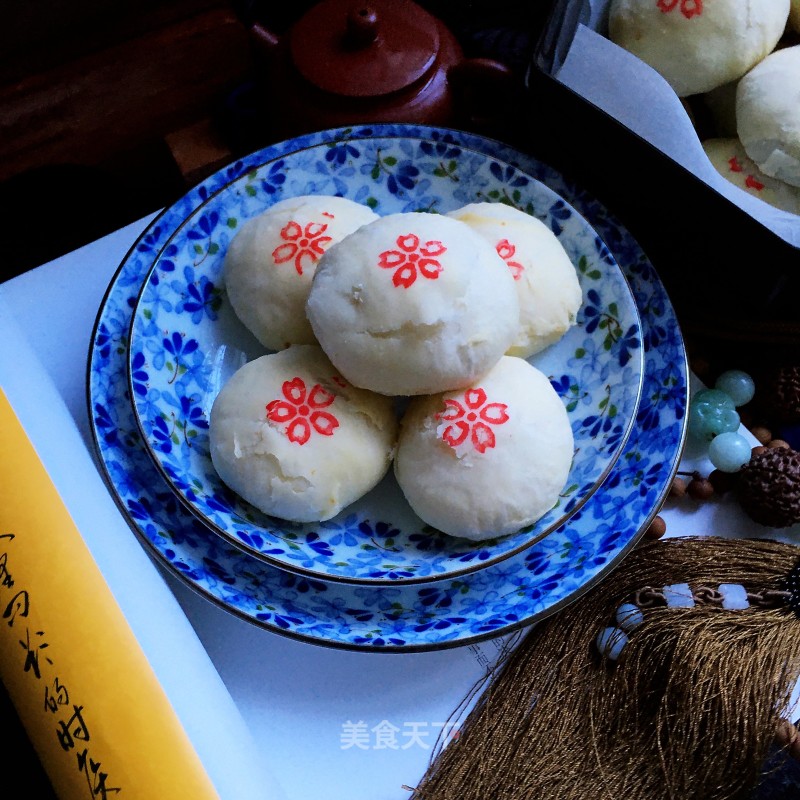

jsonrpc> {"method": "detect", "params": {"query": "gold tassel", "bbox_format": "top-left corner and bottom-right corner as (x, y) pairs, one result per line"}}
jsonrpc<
(411, 536), (800, 800)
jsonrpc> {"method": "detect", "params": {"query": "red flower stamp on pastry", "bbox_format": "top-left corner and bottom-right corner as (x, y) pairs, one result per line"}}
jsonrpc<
(436, 388), (509, 454)
(378, 234), (447, 288)
(745, 175), (765, 191)
(728, 157), (765, 192)
(266, 377), (339, 445)
(495, 239), (524, 280)
(657, 0), (702, 18)
(728, 156), (744, 173)
(272, 213), (334, 275)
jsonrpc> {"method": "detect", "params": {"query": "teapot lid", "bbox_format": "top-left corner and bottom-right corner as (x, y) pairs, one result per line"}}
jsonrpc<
(289, 0), (440, 98)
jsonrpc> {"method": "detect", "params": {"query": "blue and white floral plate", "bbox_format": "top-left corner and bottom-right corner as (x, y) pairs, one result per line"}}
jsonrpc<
(126, 133), (643, 585)
(87, 124), (687, 651)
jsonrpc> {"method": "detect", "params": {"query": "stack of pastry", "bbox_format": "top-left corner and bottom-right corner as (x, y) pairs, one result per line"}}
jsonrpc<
(209, 196), (582, 541)
(609, 0), (800, 215)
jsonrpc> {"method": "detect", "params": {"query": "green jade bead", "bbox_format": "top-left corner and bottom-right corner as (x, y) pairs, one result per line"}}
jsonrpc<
(714, 370), (755, 407)
(687, 388), (740, 443)
(708, 431), (752, 472)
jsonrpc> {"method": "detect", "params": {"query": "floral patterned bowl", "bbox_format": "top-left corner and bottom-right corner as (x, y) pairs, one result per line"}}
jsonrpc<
(127, 131), (644, 585)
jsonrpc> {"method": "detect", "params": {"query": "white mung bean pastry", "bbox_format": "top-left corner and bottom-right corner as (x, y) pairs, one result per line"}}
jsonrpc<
(224, 194), (379, 350)
(703, 137), (800, 214)
(736, 45), (800, 190)
(608, 0), (790, 97)
(446, 202), (582, 358)
(306, 211), (520, 396)
(394, 356), (574, 541)
(209, 345), (398, 523)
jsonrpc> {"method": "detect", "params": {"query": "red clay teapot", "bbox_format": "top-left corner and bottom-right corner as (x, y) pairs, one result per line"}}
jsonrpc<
(248, 0), (515, 138)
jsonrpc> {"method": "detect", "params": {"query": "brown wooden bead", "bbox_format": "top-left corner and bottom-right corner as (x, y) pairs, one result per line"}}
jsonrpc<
(687, 476), (714, 501)
(752, 445), (769, 457)
(708, 469), (735, 495)
(644, 515), (667, 539)
(669, 476), (688, 499)
(768, 438), (791, 449)
(750, 425), (773, 445)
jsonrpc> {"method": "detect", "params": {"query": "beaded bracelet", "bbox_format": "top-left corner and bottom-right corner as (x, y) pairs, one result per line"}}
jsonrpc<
(641, 370), (757, 541)
(687, 369), (755, 473)
(595, 580), (794, 662)
(667, 366), (800, 530)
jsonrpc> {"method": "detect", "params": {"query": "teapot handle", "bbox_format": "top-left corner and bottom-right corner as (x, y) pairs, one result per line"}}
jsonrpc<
(447, 58), (521, 132)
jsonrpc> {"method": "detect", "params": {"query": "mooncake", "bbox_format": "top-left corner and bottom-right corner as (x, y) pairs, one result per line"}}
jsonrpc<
(394, 356), (574, 541)
(306, 211), (520, 396)
(209, 344), (398, 522)
(736, 45), (800, 189)
(446, 202), (582, 358)
(608, 0), (789, 97)
(224, 194), (379, 350)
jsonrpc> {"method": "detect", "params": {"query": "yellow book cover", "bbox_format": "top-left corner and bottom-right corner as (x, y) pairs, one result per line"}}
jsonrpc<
(0, 388), (222, 799)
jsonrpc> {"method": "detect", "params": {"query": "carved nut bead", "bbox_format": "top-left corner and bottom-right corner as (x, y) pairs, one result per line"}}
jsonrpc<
(737, 446), (800, 528)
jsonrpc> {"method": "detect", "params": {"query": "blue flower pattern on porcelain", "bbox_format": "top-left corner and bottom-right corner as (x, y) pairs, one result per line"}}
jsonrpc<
(125, 133), (644, 585)
(88, 124), (687, 651)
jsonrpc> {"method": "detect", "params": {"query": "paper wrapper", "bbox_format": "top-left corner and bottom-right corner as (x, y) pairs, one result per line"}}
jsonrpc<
(538, 0), (800, 249)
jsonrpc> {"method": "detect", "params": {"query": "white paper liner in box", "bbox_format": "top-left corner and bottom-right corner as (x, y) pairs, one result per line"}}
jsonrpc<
(549, 0), (800, 248)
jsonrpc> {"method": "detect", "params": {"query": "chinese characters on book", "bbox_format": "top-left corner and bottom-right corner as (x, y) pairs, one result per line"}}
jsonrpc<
(1, 533), (121, 798)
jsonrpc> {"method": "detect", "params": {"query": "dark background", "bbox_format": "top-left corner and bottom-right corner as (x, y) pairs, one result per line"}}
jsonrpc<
(0, 0), (547, 282)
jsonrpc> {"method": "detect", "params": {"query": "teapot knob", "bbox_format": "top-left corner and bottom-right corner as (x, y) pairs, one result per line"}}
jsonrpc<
(344, 6), (379, 49)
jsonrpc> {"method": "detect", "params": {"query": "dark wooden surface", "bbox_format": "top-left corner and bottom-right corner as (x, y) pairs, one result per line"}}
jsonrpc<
(0, 0), (547, 280)
(0, 0), (252, 280)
